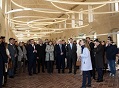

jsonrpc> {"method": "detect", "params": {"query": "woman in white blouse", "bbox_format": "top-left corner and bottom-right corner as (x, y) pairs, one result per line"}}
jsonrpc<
(80, 39), (92, 88)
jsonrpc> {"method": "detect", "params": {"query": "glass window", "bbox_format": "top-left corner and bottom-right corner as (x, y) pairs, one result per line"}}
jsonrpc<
(0, 0), (2, 9)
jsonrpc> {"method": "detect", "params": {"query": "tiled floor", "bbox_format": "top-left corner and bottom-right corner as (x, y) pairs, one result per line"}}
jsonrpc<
(5, 69), (119, 88)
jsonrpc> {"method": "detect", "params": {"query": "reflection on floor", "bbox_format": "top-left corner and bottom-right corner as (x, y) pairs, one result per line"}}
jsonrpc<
(5, 69), (119, 88)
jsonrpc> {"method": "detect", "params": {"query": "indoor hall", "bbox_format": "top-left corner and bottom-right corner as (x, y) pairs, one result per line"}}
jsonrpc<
(0, 0), (119, 88)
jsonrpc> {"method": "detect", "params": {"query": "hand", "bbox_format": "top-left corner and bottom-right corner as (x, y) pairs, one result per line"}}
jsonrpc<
(33, 50), (37, 53)
(94, 45), (97, 48)
(61, 52), (63, 55)
(106, 43), (108, 47)
(37, 57), (39, 59)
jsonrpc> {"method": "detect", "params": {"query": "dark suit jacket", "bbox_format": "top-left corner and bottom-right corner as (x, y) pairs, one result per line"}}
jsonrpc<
(66, 43), (77, 59)
(26, 44), (37, 60)
(94, 44), (104, 68)
(55, 44), (66, 58)
(36, 44), (46, 58)
(105, 44), (118, 60)
(8, 44), (17, 60)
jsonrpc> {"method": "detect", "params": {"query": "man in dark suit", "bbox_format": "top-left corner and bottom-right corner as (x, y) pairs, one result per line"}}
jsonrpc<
(8, 38), (17, 78)
(55, 39), (66, 73)
(0, 37), (7, 88)
(36, 38), (46, 73)
(26, 39), (37, 76)
(94, 39), (104, 82)
(1, 36), (8, 86)
(86, 37), (96, 79)
(66, 38), (77, 74)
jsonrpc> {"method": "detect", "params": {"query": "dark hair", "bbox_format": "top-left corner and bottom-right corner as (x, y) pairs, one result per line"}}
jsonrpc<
(86, 37), (90, 40)
(1, 36), (5, 39)
(9, 38), (13, 41)
(69, 38), (73, 40)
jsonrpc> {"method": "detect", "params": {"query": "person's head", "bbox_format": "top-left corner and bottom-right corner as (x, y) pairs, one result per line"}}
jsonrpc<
(86, 37), (91, 42)
(1, 36), (5, 42)
(73, 40), (77, 44)
(80, 39), (90, 49)
(9, 38), (14, 44)
(0, 37), (2, 43)
(94, 39), (100, 46)
(58, 39), (62, 44)
(69, 38), (73, 43)
(30, 39), (34, 44)
(13, 39), (16, 44)
(62, 40), (65, 44)
(45, 39), (49, 43)
(49, 41), (53, 45)
(19, 42), (23, 46)
(107, 39), (112, 44)
(15, 41), (18, 46)
(101, 41), (105, 45)
(78, 40), (81, 45)
(38, 38), (43, 44)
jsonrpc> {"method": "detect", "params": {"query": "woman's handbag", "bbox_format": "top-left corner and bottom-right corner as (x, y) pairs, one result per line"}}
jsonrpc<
(76, 60), (81, 66)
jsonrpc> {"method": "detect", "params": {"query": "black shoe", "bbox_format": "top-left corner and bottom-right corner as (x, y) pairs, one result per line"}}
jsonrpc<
(74, 72), (76, 75)
(9, 76), (14, 78)
(29, 73), (32, 76)
(68, 71), (72, 73)
(80, 86), (86, 88)
(33, 73), (37, 74)
(97, 79), (103, 82)
(86, 84), (91, 87)
(42, 71), (45, 73)
(62, 70), (65, 73)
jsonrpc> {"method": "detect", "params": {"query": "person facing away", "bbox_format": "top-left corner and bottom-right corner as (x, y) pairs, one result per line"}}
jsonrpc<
(17, 42), (27, 73)
(66, 38), (77, 74)
(45, 41), (54, 74)
(79, 39), (92, 88)
(36, 38), (46, 73)
(8, 38), (17, 78)
(55, 39), (66, 73)
(26, 39), (37, 76)
(94, 39), (104, 82)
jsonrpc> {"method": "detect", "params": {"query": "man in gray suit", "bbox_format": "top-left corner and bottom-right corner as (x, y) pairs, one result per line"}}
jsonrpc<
(66, 38), (77, 74)
(8, 38), (17, 78)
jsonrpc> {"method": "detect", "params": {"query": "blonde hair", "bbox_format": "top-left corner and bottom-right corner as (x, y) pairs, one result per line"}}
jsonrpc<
(82, 39), (90, 50)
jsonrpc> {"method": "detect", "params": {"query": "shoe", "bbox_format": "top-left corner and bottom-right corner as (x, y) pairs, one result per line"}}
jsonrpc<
(112, 74), (116, 77)
(86, 84), (91, 87)
(68, 71), (72, 73)
(109, 73), (112, 76)
(9, 76), (14, 78)
(74, 72), (76, 75)
(80, 86), (86, 88)
(62, 70), (65, 73)
(96, 79), (103, 82)
(29, 73), (32, 76)
(42, 71), (45, 73)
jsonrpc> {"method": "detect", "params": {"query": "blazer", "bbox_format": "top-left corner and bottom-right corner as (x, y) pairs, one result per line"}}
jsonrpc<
(26, 44), (37, 60)
(45, 45), (54, 61)
(80, 47), (92, 71)
(36, 44), (46, 58)
(66, 43), (77, 59)
(94, 44), (104, 68)
(55, 44), (66, 58)
(8, 44), (17, 60)
(17, 46), (27, 61)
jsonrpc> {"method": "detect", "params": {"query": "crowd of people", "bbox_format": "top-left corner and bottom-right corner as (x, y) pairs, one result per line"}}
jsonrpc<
(0, 36), (119, 88)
